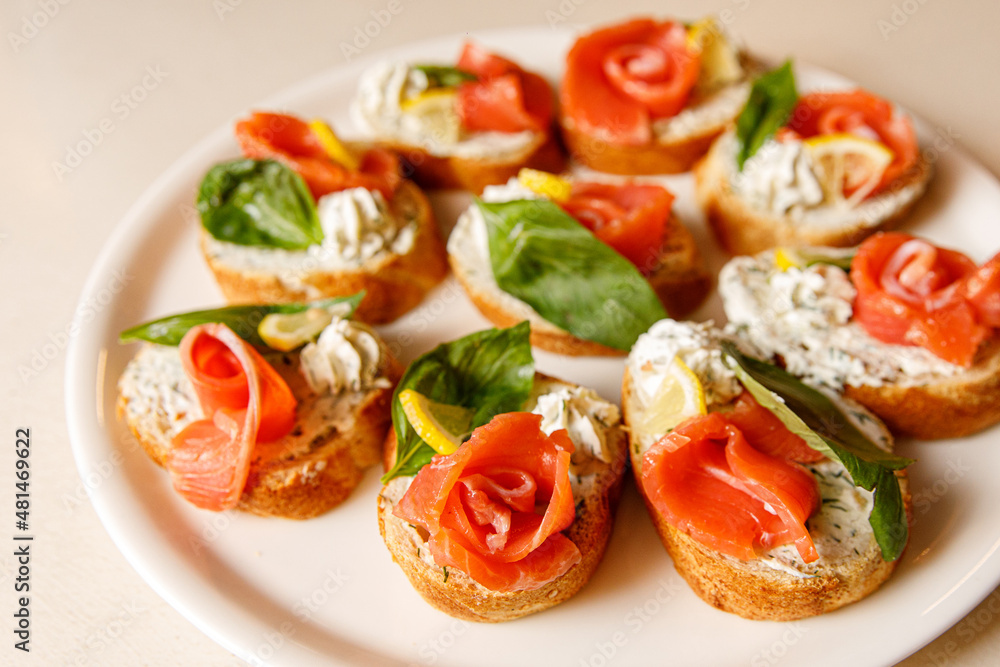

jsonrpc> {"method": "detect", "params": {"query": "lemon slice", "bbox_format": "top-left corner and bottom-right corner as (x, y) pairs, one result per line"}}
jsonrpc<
(258, 308), (335, 352)
(517, 168), (573, 202)
(688, 18), (744, 94)
(398, 389), (475, 455)
(774, 246), (803, 271)
(399, 89), (461, 144)
(804, 133), (894, 206)
(308, 119), (360, 171)
(638, 356), (707, 437)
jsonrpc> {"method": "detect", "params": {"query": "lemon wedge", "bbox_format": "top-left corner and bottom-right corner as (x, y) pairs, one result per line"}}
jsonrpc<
(398, 389), (474, 455)
(638, 356), (707, 437)
(258, 308), (335, 352)
(308, 119), (360, 171)
(804, 133), (894, 206)
(774, 247), (803, 272)
(399, 89), (461, 144)
(688, 18), (744, 95)
(516, 168), (573, 202)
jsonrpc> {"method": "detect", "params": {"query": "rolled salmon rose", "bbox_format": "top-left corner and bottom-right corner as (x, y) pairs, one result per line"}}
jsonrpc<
(559, 181), (675, 274)
(169, 323), (297, 511)
(786, 90), (919, 193)
(850, 232), (996, 366)
(393, 412), (582, 592)
(641, 412), (819, 563)
(561, 18), (700, 145)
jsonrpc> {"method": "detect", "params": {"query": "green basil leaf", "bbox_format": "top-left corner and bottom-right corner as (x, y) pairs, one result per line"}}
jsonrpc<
(197, 159), (324, 250)
(721, 342), (912, 561)
(118, 294), (363, 348)
(413, 64), (477, 88)
(382, 322), (535, 483)
(735, 60), (798, 170)
(478, 199), (668, 351)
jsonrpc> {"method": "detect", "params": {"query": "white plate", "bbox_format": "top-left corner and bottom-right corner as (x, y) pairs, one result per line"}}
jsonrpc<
(65, 25), (1000, 667)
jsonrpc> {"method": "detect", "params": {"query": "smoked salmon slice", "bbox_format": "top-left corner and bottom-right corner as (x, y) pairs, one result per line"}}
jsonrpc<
(168, 324), (297, 511)
(455, 41), (554, 134)
(560, 181), (674, 274)
(393, 412), (582, 592)
(561, 19), (700, 145)
(851, 232), (1000, 366)
(786, 90), (919, 193)
(235, 112), (400, 201)
(641, 412), (819, 563)
(726, 392), (825, 464)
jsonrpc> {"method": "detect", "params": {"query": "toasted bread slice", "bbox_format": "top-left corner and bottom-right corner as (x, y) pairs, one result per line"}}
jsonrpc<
(376, 130), (566, 194)
(200, 180), (448, 325)
(720, 249), (1000, 439)
(560, 49), (763, 176)
(695, 131), (932, 256)
(561, 101), (734, 176)
(621, 366), (908, 620)
(117, 342), (401, 519)
(448, 208), (711, 356)
(378, 375), (628, 622)
(842, 338), (1000, 439)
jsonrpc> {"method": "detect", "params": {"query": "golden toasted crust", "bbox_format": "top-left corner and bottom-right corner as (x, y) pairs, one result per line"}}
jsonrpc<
(377, 375), (628, 622)
(694, 135), (933, 256)
(449, 213), (711, 357)
(561, 118), (725, 175)
(621, 367), (908, 621)
(200, 181), (448, 324)
(116, 343), (402, 520)
(373, 130), (566, 194)
(843, 337), (1000, 439)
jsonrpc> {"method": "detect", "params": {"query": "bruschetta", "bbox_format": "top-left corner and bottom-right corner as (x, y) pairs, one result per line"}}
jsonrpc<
(116, 297), (401, 519)
(695, 62), (931, 256)
(352, 41), (564, 193)
(623, 319), (912, 620)
(720, 234), (1000, 439)
(378, 322), (628, 622)
(447, 169), (710, 356)
(197, 111), (448, 324)
(560, 17), (760, 174)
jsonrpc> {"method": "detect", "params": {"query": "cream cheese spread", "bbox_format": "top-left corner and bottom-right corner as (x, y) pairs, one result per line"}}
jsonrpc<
(351, 61), (537, 160)
(720, 251), (963, 388)
(299, 318), (390, 395)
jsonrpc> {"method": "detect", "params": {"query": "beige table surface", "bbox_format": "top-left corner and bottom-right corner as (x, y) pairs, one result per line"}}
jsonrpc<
(4, 0), (1000, 665)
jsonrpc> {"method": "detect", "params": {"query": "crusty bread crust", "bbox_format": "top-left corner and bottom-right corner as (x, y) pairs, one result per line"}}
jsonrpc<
(200, 180), (448, 324)
(561, 117), (726, 176)
(117, 342), (401, 519)
(373, 129), (566, 195)
(449, 213), (711, 357)
(377, 374), (628, 622)
(694, 133), (933, 256)
(844, 337), (1000, 440)
(621, 367), (908, 621)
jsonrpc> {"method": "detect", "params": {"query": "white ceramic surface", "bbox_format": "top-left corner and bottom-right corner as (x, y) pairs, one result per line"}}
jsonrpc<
(63, 27), (1000, 667)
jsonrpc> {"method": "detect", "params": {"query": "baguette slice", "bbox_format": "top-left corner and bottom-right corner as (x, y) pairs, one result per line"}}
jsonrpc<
(200, 180), (448, 325)
(117, 341), (401, 519)
(378, 375), (628, 622)
(720, 249), (1000, 439)
(375, 130), (566, 195)
(842, 338), (1000, 439)
(622, 362), (909, 621)
(448, 209), (711, 356)
(695, 130), (932, 256)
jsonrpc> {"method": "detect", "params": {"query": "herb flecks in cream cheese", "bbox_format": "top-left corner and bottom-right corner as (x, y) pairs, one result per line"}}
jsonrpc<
(721, 250), (963, 389)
